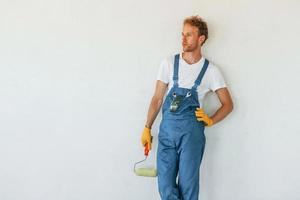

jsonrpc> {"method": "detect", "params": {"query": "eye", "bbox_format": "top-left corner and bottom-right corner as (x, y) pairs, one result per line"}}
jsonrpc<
(173, 92), (177, 97)
(186, 92), (191, 97)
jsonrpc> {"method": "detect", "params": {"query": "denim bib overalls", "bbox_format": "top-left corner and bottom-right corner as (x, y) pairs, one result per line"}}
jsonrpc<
(157, 54), (209, 200)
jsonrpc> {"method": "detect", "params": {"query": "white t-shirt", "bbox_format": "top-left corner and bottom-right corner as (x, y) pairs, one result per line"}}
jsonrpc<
(157, 53), (227, 107)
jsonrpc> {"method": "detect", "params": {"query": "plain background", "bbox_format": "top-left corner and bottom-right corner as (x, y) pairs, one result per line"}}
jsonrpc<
(0, 0), (300, 199)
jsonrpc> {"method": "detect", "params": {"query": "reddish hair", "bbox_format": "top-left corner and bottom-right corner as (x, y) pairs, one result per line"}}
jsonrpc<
(184, 15), (208, 44)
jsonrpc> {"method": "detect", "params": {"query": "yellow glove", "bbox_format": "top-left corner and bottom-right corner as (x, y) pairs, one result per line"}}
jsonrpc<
(195, 108), (214, 127)
(141, 126), (152, 150)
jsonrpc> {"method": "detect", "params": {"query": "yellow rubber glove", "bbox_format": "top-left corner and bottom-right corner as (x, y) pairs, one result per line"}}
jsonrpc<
(195, 108), (214, 127)
(141, 126), (152, 150)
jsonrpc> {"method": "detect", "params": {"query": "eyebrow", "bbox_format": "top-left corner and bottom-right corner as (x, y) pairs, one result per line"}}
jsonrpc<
(182, 32), (192, 35)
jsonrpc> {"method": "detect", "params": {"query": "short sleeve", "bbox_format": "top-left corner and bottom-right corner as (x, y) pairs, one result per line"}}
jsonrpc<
(209, 65), (227, 92)
(156, 59), (170, 84)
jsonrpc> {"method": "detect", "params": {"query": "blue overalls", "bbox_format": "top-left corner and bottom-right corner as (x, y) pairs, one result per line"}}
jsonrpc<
(157, 54), (209, 200)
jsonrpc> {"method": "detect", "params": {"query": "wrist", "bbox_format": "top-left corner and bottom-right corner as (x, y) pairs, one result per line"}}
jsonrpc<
(145, 124), (151, 129)
(208, 118), (214, 126)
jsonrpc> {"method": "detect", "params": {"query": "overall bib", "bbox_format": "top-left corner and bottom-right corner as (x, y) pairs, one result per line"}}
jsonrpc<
(157, 54), (209, 200)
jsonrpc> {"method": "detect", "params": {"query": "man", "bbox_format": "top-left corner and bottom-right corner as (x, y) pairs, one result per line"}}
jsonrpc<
(141, 16), (233, 200)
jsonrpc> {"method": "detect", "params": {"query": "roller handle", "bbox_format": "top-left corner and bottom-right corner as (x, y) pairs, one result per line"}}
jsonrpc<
(144, 145), (149, 156)
(144, 136), (153, 156)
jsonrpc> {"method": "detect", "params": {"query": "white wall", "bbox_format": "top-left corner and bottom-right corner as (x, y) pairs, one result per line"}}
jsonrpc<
(0, 0), (299, 199)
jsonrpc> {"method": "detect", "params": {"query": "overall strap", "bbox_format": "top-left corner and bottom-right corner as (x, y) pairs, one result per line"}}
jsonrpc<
(192, 59), (209, 90)
(172, 54), (180, 86)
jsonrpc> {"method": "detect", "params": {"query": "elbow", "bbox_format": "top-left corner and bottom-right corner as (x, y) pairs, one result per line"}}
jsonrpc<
(152, 96), (164, 108)
(228, 101), (234, 113)
(155, 98), (164, 108)
(222, 101), (233, 114)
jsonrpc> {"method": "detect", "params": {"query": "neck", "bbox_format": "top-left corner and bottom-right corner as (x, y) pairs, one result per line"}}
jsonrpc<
(182, 49), (202, 65)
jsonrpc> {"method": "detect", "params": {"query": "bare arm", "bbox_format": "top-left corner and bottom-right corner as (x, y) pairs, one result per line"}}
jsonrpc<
(145, 80), (168, 128)
(210, 87), (234, 125)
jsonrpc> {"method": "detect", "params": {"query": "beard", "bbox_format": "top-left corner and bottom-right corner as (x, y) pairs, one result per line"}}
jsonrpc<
(182, 42), (198, 52)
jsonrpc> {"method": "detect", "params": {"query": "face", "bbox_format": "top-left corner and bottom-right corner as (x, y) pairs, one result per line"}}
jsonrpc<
(181, 23), (205, 52)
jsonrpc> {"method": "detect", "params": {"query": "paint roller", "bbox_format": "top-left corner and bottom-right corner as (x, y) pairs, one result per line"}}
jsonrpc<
(134, 137), (157, 177)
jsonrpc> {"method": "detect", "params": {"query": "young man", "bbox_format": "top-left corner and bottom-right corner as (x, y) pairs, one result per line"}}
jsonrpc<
(141, 16), (233, 200)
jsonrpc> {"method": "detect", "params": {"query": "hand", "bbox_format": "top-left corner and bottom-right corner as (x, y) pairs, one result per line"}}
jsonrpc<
(195, 108), (214, 127)
(141, 126), (152, 150)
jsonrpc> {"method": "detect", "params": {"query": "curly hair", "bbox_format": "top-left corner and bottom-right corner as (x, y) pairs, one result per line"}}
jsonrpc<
(184, 15), (208, 44)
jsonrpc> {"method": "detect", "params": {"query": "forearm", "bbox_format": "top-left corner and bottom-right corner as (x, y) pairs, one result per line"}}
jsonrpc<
(210, 103), (233, 125)
(145, 97), (163, 128)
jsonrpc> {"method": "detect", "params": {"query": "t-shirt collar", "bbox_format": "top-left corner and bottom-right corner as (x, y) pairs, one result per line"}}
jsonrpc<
(180, 52), (204, 65)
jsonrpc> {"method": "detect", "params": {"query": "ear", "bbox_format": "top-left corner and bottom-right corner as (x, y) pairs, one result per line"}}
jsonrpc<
(198, 35), (206, 45)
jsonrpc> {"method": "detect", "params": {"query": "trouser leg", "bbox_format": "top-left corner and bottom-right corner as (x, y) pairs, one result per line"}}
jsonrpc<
(157, 136), (180, 200)
(178, 129), (206, 200)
